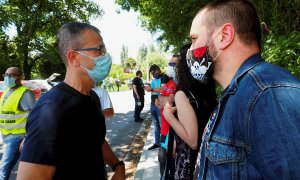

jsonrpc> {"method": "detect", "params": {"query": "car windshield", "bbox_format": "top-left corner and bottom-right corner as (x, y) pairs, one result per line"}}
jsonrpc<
(24, 82), (42, 89)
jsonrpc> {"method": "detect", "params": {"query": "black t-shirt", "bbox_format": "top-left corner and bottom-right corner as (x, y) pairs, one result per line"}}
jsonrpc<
(132, 77), (145, 97)
(20, 82), (106, 180)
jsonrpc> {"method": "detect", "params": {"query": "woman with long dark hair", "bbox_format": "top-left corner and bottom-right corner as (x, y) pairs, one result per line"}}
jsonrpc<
(163, 44), (217, 179)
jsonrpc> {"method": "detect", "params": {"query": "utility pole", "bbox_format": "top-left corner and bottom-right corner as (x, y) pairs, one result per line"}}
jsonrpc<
(146, 41), (150, 82)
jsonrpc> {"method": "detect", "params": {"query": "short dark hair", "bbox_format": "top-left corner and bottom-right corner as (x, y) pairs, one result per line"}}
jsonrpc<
(136, 70), (142, 76)
(203, 0), (262, 50)
(57, 22), (101, 66)
(149, 64), (160, 73)
(172, 54), (180, 59)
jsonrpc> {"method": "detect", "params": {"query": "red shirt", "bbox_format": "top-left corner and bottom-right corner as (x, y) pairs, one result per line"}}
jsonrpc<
(160, 80), (177, 135)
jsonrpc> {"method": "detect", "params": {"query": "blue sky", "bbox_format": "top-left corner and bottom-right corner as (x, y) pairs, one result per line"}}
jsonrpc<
(91, 0), (153, 64)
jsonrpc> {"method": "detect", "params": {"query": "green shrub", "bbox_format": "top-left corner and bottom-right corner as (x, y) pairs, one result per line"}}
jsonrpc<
(262, 32), (300, 78)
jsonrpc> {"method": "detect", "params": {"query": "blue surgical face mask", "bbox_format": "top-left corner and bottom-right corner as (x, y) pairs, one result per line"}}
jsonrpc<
(78, 52), (112, 83)
(4, 76), (16, 88)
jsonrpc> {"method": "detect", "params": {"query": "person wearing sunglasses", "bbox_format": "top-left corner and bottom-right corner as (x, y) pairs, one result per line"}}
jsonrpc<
(17, 22), (125, 180)
(154, 54), (179, 179)
(0, 67), (36, 179)
(146, 64), (170, 151)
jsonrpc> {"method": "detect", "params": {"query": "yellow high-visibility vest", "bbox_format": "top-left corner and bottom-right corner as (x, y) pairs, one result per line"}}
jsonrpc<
(0, 85), (29, 135)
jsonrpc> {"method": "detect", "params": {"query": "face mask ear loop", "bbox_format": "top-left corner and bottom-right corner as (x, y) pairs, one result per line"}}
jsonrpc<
(76, 51), (94, 60)
(207, 28), (221, 46)
(213, 50), (222, 61)
(207, 28), (222, 61)
(77, 51), (98, 69)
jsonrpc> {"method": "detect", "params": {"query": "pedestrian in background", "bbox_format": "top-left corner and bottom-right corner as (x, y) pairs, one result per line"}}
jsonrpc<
(108, 77), (115, 92)
(101, 78), (107, 90)
(146, 64), (170, 150)
(132, 70), (145, 123)
(17, 22), (125, 180)
(93, 86), (114, 119)
(189, 0), (300, 179)
(0, 67), (36, 180)
(154, 54), (179, 179)
(115, 78), (121, 91)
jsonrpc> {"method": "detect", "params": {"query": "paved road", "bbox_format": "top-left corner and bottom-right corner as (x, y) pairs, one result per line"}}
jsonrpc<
(0, 90), (151, 180)
(105, 90), (151, 159)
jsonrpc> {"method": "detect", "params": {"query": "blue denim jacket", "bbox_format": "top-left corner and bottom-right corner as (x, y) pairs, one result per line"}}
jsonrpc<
(195, 54), (300, 179)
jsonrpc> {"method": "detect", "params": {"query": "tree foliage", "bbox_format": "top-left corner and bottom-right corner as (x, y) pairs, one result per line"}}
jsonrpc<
(115, 0), (209, 51)
(136, 44), (148, 69)
(115, 0), (300, 78)
(0, 0), (103, 79)
(120, 44), (128, 67)
(124, 57), (136, 73)
(262, 32), (300, 77)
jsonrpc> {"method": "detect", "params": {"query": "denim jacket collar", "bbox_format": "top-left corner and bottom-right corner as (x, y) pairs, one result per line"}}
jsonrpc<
(225, 53), (264, 96)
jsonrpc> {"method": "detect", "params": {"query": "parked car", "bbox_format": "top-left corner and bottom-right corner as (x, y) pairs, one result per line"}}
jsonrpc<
(30, 73), (61, 91)
(0, 83), (6, 98)
(0, 80), (48, 99)
(0, 73), (61, 99)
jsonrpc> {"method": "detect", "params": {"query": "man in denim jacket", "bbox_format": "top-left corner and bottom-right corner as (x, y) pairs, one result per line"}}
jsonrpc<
(188, 0), (300, 179)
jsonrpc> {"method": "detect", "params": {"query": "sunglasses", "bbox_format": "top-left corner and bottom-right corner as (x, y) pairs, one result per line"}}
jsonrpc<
(168, 62), (177, 67)
(75, 44), (106, 55)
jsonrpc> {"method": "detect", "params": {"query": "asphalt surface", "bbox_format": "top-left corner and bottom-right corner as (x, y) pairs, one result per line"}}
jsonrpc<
(0, 90), (151, 180)
(105, 90), (151, 160)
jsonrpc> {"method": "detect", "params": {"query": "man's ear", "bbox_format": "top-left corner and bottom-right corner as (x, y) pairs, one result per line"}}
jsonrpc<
(219, 23), (235, 50)
(66, 50), (80, 67)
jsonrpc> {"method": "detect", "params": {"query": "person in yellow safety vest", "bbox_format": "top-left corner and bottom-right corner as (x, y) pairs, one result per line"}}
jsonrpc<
(0, 67), (35, 180)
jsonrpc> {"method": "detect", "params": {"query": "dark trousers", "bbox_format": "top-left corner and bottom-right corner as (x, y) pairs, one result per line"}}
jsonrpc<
(158, 146), (167, 179)
(134, 95), (144, 121)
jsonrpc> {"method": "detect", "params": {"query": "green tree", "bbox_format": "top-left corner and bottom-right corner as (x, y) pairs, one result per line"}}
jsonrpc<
(108, 64), (135, 84)
(137, 44), (148, 69)
(120, 44), (128, 67)
(140, 52), (167, 73)
(0, 31), (17, 77)
(253, 0), (300, 36)
(115, 0), (299, 50)
(262, 32), (300, 78)
(115, 0), (300, 78)
(124, 57), (136, 73)
(115, 0), (209, 51)
(0, 0), (103, 79)
(149, 53), (167, 69)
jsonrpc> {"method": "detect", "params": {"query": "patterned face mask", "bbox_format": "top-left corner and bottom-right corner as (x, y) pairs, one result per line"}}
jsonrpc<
(186, 30), (221, 81)
(186, 46), (213, 81)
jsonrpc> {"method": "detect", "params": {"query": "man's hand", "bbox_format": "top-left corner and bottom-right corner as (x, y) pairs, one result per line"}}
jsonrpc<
(145, 86), (151, 92)
(154, 98), (161, 108)
(19, 138), (25, 152)
(167, 94), (175, 105)
(111, 165), (125, 180)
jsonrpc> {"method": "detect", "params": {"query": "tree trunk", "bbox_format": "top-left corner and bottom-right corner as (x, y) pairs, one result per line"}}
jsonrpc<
(22, 42), (31, 80)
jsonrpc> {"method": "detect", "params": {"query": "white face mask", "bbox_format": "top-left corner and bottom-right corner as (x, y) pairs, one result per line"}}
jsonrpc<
(165, 66), (175, 78)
